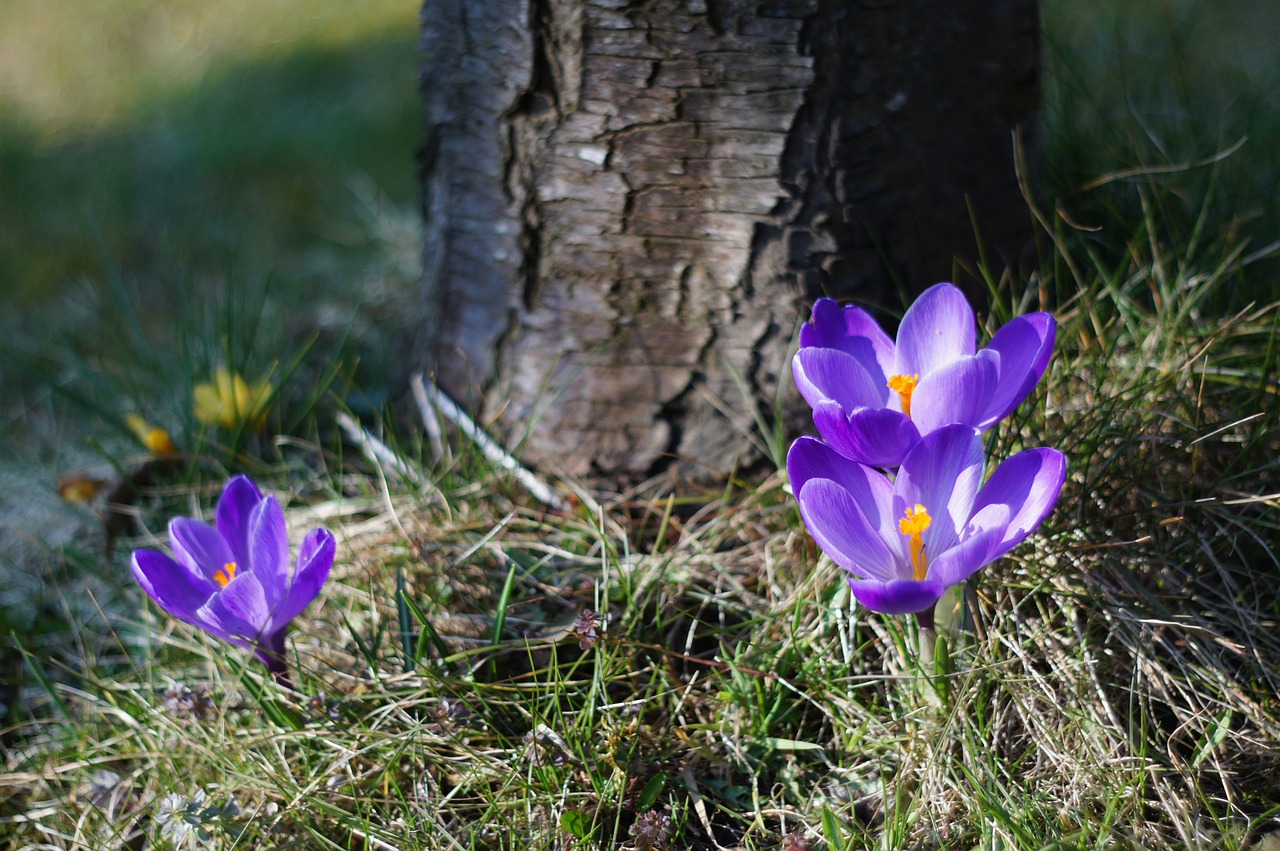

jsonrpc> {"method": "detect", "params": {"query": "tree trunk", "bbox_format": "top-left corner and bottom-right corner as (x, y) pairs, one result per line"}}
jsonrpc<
(415, 0), (1039, 486)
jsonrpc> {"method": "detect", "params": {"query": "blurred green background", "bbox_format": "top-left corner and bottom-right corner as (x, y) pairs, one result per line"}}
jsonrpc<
(1, 0), (420, 304)
(0, 0), (423, 442)
(1043, 0), (1280, 300)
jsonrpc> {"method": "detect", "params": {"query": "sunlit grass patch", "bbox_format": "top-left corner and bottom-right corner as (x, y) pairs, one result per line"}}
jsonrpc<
(0, 0), (419, 136)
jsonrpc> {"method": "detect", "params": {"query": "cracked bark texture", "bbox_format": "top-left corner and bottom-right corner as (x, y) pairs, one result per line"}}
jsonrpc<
(415, 0), (1039, 486)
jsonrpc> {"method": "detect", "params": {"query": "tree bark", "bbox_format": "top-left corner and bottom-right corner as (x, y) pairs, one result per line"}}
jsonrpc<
(415, 0), (1039, 486)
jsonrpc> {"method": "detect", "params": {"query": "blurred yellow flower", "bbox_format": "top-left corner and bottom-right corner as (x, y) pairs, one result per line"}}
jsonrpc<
(125, 414), (178, 456)
(193, 368), (273, 432)
(57, 472), (108, 504)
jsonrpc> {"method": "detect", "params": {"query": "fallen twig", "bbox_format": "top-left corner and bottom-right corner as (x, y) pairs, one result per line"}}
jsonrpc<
(409, 372), (569, 513)
(335, 412), (426, 487)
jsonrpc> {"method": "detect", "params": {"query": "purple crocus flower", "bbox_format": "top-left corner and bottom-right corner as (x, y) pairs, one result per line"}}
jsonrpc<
(787, 424), (1065, 618)
(131, 475), (335, 686)
(793, 283), (1055, 468)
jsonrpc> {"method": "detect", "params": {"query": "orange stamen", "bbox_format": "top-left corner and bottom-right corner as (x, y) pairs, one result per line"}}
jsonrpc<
(898, 504), (932, 581)
(887, 373), (919, 418)
(214, 562), (238, 588)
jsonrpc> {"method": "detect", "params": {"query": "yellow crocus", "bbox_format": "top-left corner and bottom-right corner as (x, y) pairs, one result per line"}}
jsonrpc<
(57, 472), (108, 504)
(125, 414), (178, 456)
(193, 368), (273, 432)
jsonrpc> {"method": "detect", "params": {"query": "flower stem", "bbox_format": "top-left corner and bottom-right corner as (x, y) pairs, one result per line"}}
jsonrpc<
(255, 631), (295, 691)
(916, 607), (936, 673)
(916, 624), (936, 670)
(914, 605), (951, 706)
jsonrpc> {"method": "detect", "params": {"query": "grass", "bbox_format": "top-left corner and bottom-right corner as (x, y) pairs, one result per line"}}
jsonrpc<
(0, 0), (422, 390)
(1041, 0), (1280, 308)
(3, 0), (1280, 848)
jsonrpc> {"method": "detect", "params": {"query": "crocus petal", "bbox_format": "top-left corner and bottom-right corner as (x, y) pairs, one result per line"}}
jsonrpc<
(135, 549), (244, 647)
(910, 351), (1000, 434)
(199, 571), (271, 644)
(893, 424), (985, 555)
(131, 549), (216, 621)
(812, 403), (919, 469)
(269, 528), (336, 629)
(168, 518), (236, 584)
(212, 368), (238, 429)
(894, 283), (975, 377)
(799, 298), (895, 386)
(247, 495), (291, 610)
(795, 478), (901, 581)
(979, 313), (1056, 427)
(215, 475), (264, 569)
(848, 577), (948, 615)
(793, 348), (887, 411)
(230, 374), (254, 419)
(969, 447), (1067, 562)
(788, 436), (897, 544)
(926, 513), (1009, 586)
(193, 383), (223, 426)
